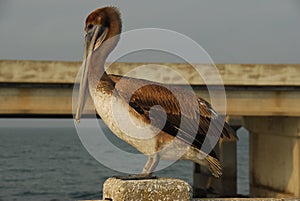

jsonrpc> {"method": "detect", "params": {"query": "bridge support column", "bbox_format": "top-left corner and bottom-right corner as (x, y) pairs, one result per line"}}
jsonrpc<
(193, 137), (237, 197)
(244, 117), (300, 198)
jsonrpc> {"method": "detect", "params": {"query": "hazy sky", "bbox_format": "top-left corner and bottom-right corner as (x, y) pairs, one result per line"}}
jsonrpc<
(0, 0), (300, 63)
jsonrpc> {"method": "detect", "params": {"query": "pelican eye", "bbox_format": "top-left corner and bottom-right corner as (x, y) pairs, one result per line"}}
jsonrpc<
(87, 23), (94, 30)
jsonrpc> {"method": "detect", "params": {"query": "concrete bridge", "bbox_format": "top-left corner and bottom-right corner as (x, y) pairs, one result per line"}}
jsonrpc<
(0, 60), (299, 198)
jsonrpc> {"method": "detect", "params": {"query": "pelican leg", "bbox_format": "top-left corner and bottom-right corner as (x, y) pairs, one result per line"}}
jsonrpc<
(142, 153), (160, 174)
(114, 154), (159, 180)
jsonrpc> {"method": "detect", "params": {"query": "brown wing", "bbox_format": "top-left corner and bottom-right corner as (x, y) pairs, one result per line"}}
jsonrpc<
(109, 74), (237, 154)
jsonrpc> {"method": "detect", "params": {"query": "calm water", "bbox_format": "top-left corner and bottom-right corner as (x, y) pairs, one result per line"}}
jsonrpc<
(0, 119), (249, 201)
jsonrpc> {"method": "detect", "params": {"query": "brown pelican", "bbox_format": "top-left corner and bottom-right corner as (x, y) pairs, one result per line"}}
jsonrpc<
(75, 7), (237, 179)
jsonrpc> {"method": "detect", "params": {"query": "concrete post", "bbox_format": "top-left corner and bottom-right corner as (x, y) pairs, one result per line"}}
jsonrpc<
(244, 117), (300, 198)
(103, 177), (192, 201)
(193, 136), (237, 197)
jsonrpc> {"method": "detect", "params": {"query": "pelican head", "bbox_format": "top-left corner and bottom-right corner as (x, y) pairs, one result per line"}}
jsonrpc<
(75, 7), (122, 123)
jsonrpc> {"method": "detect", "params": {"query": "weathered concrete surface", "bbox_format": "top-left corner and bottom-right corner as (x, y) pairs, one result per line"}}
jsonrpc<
(2, 61), (300, 116)
(244, 117), (300, 198)
(193, 138), (237, 197)
(103, 177), (192, 201)
(2, 60), (300, 86)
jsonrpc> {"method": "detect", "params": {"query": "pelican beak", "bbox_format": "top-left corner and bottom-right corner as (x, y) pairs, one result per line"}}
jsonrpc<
(75, 25), (107, 123)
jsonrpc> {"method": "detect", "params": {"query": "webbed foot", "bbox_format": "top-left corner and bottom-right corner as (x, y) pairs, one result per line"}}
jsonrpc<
(114, 173), (157, 180)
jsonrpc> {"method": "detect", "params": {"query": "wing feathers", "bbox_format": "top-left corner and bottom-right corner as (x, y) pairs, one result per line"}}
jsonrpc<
(109, 74), (237, 153)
